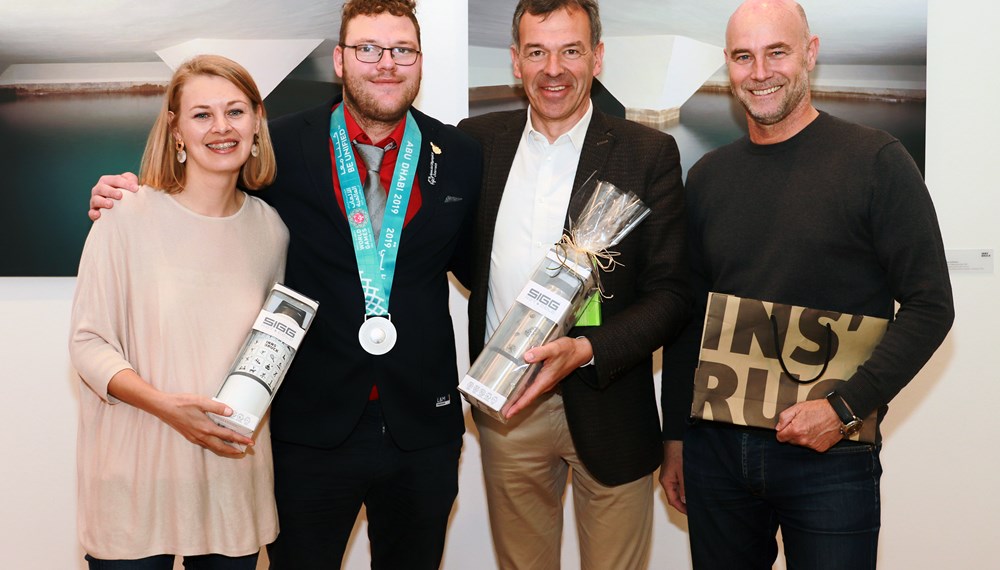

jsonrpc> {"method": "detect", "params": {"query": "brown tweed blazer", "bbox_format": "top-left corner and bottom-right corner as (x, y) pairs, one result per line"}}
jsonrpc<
(458, 108), (690, 485)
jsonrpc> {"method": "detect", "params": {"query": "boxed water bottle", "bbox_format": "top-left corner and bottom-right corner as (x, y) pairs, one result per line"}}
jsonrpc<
(209, 283), (319, 447)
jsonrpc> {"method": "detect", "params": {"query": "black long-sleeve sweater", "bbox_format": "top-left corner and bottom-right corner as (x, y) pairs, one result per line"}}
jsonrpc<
(662, 111), (954, 440)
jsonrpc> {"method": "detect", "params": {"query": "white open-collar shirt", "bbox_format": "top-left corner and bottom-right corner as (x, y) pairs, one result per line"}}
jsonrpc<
(485, 101), (594, 339)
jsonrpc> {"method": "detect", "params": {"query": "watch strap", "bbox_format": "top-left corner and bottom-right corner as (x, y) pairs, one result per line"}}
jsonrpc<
(825, 391), (856, 425)
(826, 391), (863, 436)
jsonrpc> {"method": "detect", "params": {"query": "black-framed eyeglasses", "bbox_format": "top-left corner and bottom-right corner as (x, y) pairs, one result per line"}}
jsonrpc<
(342, 44), (422, 66)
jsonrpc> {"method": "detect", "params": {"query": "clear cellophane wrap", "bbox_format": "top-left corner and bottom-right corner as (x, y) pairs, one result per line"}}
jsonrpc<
(459, 179), (650, 422)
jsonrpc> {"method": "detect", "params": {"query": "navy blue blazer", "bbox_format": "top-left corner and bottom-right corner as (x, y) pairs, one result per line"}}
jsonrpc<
(261, 97), (482, 450)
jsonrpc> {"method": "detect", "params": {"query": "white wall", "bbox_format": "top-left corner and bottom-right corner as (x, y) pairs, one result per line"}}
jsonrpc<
(2, 3), (998, 569)
(411, 0), (468, 125)
(0, 278), (79, 567)
(876, 1), (1000, 567)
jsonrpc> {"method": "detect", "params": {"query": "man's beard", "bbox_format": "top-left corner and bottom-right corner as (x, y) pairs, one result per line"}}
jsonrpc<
(734, 68), (810, 126)
(342, 68), (420, 125)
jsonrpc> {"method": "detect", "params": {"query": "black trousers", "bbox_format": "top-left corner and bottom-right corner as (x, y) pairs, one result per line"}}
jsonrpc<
(85, 553), (258, 569)
(267, 400), (462, 569)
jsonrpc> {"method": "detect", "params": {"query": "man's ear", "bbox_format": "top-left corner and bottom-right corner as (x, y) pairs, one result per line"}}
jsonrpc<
(333, 46), (345, 80)
(510, 44), (523, 80)
(592, 41), (605, 77)
(805, 35), (819, 71)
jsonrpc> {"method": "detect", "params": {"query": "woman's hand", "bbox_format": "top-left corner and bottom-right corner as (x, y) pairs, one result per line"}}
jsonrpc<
(108, 369), (253, 457)
(150, 392), (254, 457)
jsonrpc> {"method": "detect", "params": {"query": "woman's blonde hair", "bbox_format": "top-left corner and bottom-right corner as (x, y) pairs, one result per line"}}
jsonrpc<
(139, 54), (276, 193)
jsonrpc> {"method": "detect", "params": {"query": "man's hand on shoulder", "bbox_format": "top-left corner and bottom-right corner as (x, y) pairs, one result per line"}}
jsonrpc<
(89, 172), (139, 221)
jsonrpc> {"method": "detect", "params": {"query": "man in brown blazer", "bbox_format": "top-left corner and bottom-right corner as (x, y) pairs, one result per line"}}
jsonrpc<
(457, 1), (689, 568)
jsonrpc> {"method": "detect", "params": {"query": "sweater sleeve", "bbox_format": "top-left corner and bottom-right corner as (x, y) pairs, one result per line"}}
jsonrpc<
(838, 141), (955, 417)
(69, 213), (133, 403)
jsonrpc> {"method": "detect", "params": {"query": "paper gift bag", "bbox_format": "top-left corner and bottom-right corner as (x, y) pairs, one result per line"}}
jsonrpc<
(691, 292), (888, 443)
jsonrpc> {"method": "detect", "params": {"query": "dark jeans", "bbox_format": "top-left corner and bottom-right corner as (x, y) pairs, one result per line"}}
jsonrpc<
(267, 399), (462, 569)
(84, 552), (258, 569)
(684, 422), (881, 570)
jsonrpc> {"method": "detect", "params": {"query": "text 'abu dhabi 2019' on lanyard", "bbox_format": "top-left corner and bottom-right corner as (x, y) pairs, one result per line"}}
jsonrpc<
(330, 105), (422, 355)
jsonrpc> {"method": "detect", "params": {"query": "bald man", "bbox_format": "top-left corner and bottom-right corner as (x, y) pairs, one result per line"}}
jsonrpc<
(659, 1), (953, 568)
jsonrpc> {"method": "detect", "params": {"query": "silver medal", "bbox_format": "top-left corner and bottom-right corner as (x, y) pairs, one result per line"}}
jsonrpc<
(359, 315), (397, 355)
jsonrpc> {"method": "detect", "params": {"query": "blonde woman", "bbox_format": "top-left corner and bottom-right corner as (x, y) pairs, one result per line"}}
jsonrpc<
(70, 55), (287, 569)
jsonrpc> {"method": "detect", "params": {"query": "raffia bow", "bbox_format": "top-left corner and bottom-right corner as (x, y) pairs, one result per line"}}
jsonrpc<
(552, 233), (622, 300)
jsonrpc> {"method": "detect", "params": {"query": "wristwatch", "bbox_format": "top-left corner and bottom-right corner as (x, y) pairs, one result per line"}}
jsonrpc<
(826, 391), (863, 437)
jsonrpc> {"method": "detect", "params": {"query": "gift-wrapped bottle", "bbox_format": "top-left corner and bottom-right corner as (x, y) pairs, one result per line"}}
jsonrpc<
(459, 179), (650, 422)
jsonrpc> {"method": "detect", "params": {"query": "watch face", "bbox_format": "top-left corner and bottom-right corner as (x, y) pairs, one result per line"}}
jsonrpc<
(842, 419), (864, 437)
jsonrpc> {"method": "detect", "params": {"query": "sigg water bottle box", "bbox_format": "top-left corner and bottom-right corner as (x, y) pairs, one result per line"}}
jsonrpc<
(209, 283), (319, 445)
(459, 179), (650, 422)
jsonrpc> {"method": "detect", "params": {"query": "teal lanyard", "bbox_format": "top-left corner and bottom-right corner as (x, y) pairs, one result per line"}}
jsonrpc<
(330, 105), (421, 316)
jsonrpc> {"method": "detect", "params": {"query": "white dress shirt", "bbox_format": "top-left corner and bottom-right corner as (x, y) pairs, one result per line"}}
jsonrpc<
(485, 102), (594, 339)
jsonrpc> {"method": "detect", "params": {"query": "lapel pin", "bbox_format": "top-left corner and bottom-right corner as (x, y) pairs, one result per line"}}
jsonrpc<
(428, 142), (440, 186)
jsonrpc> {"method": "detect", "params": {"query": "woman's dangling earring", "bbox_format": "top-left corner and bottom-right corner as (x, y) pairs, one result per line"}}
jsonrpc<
(251, 133), (260, 158)
(175, 139), (187, 164)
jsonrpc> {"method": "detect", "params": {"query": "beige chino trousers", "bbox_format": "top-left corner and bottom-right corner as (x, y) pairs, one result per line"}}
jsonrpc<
(474, 391), (653, 570)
